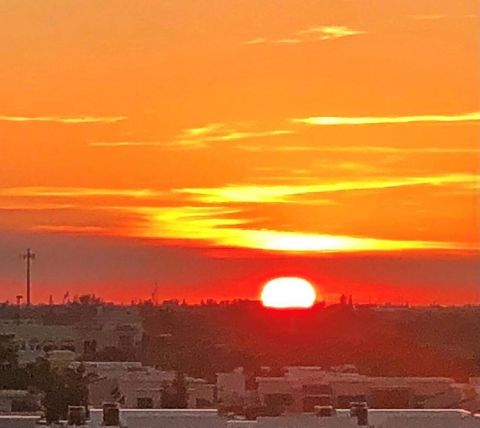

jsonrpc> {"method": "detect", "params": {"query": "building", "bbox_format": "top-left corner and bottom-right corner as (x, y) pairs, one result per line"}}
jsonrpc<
(88, 408), (228, 428)
(0, 319), (76, 364)
(187, 378), (216, 408)
(76, 362), (175, 408)
(256, 367), (460, 411)
(217, 368), (247, 405)
(74, 306), (143, 356)
(1, 407), (480, 427)
(0, 390), (41, 413)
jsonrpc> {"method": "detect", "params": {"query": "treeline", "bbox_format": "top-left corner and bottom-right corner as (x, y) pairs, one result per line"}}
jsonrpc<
(0, 344), (92, 423)
(141, 303), (480, 380)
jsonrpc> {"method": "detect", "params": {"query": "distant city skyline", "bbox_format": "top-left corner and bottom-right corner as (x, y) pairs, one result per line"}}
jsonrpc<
(0, 0), (479, 304)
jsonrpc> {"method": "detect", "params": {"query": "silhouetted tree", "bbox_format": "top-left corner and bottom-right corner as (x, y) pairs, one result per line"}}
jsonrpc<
(161, 372), (188, 408)
(44, 364), (96, 423)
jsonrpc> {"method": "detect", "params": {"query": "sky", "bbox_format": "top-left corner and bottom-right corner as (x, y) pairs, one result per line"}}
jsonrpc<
(0, 0), (479, 304)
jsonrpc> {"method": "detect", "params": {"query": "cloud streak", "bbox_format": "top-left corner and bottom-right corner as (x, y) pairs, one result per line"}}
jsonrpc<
(297, 26), (365, 40)
(90, 123), (293, 150)
(177, 174), (476, 204)
(0, 186), (161, 199)
(293, 112), (480, 126)
(245, 25), (365, 45)
(0, 115), (126, 124)
(174, 124), (293, 148)
(133, 206), (472, 253)
(1, 183), (474, 254)
(238, 144), (480, 154)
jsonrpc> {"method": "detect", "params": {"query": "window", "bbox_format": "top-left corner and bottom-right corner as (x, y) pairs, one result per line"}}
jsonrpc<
(137, 397), (153, 409)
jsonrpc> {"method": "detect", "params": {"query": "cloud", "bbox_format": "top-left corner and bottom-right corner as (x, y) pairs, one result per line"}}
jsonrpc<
(90, 123), (294, 150)
(0, 186), (161, 199)
(0, 115), (126, 124)
(243, 37), (268, 45)
(33, 225), (109, 234)
(171, 124), (294, 149)
(132, 206), (472, 253)
(245, 24), (365, 45)
(292, 111), (480, 126)
(177, 185), (304, 203)
(275, 38), (303, 45)
(0, 203), (74, 211)
(297, 25), (366, 40)
(311, 146), (480, 154)
(2, 184), (474, 255)
(176, 174), (476, 204)
(239, 145), (479, 154)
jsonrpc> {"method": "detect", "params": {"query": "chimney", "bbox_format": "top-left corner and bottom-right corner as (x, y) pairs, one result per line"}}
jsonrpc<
(102, 402), (120, 426)
(67, 405), (86, 426)
(315, 405), (335, 417)
(350, 402), (368, 426)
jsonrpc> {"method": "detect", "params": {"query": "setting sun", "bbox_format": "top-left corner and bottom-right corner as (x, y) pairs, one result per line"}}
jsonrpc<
(261, 277), (317, 309)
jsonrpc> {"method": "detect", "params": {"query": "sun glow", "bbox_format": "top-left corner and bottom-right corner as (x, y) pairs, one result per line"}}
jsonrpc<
(261, 277), (317, 308)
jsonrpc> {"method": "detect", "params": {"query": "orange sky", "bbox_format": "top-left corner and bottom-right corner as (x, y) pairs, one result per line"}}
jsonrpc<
(0, 0), (479, 304)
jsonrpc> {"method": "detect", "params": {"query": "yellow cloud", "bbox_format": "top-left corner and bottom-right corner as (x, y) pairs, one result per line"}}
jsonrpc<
(293, 112), (480, 126)
(298, 25), (366, 40)
(174, 124), (293, 148)
(90, 124), (294, 149)
(243, 37), (268, 45)
(237, 143), (479, 154)
(245, 24), (365, 45)
(0, 115), (126, 124)
(176, 174), (476, 203)
(183, 123), (226, 137)
(133, 206), (471, 253)
(275, 38), (302, 45)
(232, 230), (468, 252)
(177, 185), (301, 203)
(0, 186), (160, 199)
(5, 187), (473, 254)
(312, 146), (479, 154)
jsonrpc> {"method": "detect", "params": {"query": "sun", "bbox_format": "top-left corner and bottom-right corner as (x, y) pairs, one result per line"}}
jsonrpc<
(261, 277), (317, 308)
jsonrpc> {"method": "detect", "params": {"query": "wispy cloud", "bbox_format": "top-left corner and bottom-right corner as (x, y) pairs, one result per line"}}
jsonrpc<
(245, 25), (365, 45)
(310, 146), (480, 154)
(0, 115), (126, 124)
(177, 174), (476, 204)
(297, 25), (365, 40)
(175, 124), (293, 148)
(293, 112), (480, 126)
(0, 203), (74, 211)
(0, 186), (161, 199)
(239, 145), (480, 154)
(275, 38), (303, 45)
(133, 206), (472, 253)
(3, 186), (473, 254)
(244, 37), (268, 45)
(33, 225), (109, 234)
(90, 123), (293, 150)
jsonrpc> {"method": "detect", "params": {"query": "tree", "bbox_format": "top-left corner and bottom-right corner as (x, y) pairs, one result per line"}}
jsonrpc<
(44, 364), (96, 423)
(161, 372), (188, 408)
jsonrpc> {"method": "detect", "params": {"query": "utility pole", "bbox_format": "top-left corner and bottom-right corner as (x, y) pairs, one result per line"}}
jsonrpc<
(21, 248), (35, 306)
